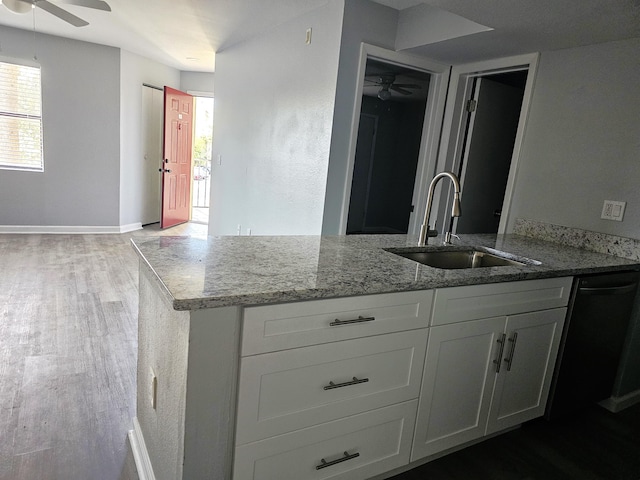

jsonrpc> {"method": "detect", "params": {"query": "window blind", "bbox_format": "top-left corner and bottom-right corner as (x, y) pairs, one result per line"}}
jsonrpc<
(0, 60), (43, 171)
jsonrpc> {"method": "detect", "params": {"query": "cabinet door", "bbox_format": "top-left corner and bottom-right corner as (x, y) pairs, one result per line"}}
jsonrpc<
(411, 317), (505, 461)
(486, 308), (566, 434)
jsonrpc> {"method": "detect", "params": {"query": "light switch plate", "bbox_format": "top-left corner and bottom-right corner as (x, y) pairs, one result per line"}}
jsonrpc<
(601, 200), (626, 221)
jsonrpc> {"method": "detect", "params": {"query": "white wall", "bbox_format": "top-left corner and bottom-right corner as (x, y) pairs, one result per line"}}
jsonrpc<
(208, 1), (344, 235)
(321, 0), (399, 234)
(120, 50), (180, 228)
(181, 71), (214, 95)
(0, 26), (120, 228)
(508, 38), (640, 240)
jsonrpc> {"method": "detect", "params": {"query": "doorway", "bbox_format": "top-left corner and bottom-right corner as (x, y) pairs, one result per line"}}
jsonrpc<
(453, 71), (527, 234)
(346, 58), (431, 234)
(191, 96), (214, 225)
(432, 54), (539, 235)
(342, 45), (450, 236)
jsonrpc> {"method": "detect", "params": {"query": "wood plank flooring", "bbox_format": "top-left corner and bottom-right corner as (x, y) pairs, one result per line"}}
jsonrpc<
(0, 223), (206, 480)
(1, 222), (639, 480)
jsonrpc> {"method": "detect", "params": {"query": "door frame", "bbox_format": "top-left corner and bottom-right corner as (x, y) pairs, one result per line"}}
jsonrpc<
(432, 53), (539, 234)
(338, 43), (451, 235)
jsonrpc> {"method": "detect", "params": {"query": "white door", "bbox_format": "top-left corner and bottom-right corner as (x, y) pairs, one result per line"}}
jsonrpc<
(454, 77), (525, 234)
(486, 308), (566, 434)
(411, 316), (505, 460)
(141, 85), (163, 225)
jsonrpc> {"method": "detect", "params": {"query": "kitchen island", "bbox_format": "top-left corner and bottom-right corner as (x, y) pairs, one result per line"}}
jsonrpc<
(128, 233), (640, 480)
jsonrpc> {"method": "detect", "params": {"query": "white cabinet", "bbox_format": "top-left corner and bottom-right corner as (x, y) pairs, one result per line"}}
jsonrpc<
(242, 290), (433, 355)
(486, 308), (566, 434)
(410, 316), (505, 458)
(233, 400), (418, 480)
(233, 278), (572, 478)
(236, 330), (427, 444)
(234, 291), (433, 480)
(411, 278), (571, 461)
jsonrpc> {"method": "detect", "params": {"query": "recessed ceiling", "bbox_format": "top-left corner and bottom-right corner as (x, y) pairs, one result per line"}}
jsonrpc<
(0, 0), (638, 71)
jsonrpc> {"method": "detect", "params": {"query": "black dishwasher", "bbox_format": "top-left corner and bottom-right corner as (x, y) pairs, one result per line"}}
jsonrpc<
(546, 270), (640, 419)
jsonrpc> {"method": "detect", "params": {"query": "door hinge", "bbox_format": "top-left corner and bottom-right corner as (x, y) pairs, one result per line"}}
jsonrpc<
(466, 99), (477, 112)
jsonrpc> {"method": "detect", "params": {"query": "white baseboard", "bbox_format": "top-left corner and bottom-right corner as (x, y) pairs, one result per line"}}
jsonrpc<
(129, 417), (156, 480)
(0, 223), (142, 234)
(599, 389), (640, 413)
(120, 223), (143, 233)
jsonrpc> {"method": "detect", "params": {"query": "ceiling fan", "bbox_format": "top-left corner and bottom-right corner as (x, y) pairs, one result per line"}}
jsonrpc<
(1, 0), (111, 27)
(365, 73), (422, 101)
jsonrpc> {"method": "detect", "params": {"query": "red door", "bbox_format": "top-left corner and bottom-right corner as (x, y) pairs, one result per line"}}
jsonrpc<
(161, 86), (193, 229)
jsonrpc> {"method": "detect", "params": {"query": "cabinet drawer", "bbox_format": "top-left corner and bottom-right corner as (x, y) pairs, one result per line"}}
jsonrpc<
(233, 400), (418, 480)
(235, 329), (427, 445)
(432, 277), (572, 326)
(242, 290), (433, 355)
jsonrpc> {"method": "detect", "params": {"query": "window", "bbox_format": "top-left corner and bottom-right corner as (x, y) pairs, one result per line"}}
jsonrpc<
(0, 59), (43, 172)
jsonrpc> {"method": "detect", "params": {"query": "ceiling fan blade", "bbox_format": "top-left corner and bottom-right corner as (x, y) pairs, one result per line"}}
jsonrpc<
(393, 83), (422, 89)
(35, 0), (89, 26)
(390, 85), (413, 95)
(59, 0), (111, 11)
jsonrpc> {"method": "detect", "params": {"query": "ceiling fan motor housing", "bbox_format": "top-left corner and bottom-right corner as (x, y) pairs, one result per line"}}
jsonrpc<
(2, 0), (32, 14)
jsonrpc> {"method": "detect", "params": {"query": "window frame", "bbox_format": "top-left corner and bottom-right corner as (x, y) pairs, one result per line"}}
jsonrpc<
(0, 56), (44, 172)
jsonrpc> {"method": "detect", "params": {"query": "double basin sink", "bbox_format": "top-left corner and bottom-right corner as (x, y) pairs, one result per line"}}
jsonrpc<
(385, 246), (540, 270)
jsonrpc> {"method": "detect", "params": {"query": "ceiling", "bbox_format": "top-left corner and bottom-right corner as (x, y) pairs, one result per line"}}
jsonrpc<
(0, 0), (638, 72)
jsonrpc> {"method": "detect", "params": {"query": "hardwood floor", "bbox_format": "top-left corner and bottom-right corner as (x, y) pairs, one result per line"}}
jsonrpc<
(1, 222), (639, 480)
(390, 402), (640, 480)
(0, 223), (206, 480)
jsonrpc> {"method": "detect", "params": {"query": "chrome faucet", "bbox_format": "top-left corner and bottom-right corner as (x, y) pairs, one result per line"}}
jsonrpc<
(418, 171), (462, 246)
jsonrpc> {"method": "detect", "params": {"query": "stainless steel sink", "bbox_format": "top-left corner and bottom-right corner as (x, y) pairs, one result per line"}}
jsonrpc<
(386, 248), (529, 269)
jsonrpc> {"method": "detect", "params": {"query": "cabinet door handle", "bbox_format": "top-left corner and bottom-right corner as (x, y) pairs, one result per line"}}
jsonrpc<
(493, 333), (506, 373)
(504, 332), (518, 371)
(323, 376), (369, 390)
(329, 315), (375, 327)
(316, 451), (360, 470)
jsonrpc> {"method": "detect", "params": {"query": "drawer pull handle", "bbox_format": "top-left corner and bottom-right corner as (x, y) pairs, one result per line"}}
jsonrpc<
(329, 315), (375, 327)
(493, 333), (506, 373)
(504, 332), (518, 372)
(316, 451), (360, 470)
(323, 376), (369, 390)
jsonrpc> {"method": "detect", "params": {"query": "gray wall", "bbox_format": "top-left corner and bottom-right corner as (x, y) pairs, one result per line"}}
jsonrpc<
(0, 26), (120, 227)
(321, 0), (398, 235)
(507, 38), (640, 240)
(208, 2), (344, 235)
(120, 50), (180, 227)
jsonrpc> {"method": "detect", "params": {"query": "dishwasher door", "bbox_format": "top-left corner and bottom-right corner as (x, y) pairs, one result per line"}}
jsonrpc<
(546, 270), (640, 420)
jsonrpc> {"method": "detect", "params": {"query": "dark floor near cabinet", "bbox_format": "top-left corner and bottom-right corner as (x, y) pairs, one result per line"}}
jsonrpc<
(391, 402), (640, 480)
(1, 224), (639, 480)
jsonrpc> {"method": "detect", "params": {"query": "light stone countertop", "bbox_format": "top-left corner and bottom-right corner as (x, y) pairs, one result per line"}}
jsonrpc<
(131, 233), (640, 311)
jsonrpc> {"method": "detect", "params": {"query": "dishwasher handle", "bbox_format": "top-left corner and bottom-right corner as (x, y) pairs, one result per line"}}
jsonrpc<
(578, 282), (638, 296)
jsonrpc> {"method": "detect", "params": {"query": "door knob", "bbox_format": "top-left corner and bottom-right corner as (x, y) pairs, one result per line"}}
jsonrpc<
(158, 168), (172, 173)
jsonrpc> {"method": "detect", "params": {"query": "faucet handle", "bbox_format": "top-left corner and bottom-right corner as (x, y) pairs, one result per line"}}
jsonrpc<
(444, 232), (460, 244)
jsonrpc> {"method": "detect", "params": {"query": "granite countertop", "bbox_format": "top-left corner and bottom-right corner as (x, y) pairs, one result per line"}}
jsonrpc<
(131, 233), (640, 311)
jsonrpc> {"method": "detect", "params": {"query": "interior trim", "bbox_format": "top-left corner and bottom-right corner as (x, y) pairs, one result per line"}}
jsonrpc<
(129, 417), (157, 480)
(0, 223), (143, 234)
